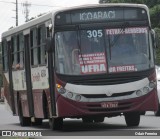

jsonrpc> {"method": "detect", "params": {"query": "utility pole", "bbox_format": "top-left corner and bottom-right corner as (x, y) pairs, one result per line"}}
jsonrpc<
(12, 0), (18, 26)
(22, 1), (31, 22)
(16, 0), (18, 26)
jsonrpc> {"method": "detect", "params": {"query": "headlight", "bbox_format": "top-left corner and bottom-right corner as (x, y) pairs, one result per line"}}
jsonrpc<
(58, 88), (66, 94)
(136, 90), (142, 96)
(67, 92), (73, 98)
(75, 95), (81, 101)
(56, 84), (83, 101)
(56, 84), (66, 94)
(143, 87), (150, 94)
(149, 82), (155, 88)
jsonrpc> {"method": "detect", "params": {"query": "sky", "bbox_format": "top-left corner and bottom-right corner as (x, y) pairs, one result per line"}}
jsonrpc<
(0, 0), (98, 39)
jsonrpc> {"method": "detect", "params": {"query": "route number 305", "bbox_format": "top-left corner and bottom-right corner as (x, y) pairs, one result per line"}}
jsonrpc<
(87, 30), (103, 38)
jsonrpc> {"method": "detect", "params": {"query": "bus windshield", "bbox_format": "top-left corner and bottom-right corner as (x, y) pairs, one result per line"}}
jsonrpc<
(55, 27), (153, 75)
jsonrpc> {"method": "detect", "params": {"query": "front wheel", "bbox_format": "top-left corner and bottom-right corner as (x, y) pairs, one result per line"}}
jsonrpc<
(49, 117), (63, 130)
(124, 112), (140, 127)
(32, 118), (43, 126)
(155, 104), (160, 116)
(82, 117), (93, 123)
(94, 117), (105, 123)
(140, 111), (146, 115)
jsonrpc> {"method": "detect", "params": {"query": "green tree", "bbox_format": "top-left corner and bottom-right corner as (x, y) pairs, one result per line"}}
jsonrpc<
(99, 0), (160, 7)
(155, 28), (160, 64)
(99, 0), (160, 28)
(99, 0), (111, 3)
(150, 5), (160, 28)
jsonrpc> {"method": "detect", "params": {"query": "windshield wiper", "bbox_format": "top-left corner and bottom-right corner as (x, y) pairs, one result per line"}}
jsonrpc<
(108, 22), (129, 59)
(110, 24), (128, 47)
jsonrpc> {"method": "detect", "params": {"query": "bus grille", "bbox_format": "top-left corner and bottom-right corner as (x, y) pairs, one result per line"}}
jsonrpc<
(70, 76), (144, 85)
(82, 91), (134, 98)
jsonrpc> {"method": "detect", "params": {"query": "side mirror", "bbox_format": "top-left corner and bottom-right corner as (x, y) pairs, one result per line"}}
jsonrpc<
(45, 38), (54, 52)
(151, 29), (157, 48)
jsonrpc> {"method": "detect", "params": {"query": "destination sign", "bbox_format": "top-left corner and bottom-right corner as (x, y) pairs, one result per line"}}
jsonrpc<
(71, 9), (121, 23)
(106, 27), (148, 35)
(55, 7), (148, 25)
(79, 11), (116, 21)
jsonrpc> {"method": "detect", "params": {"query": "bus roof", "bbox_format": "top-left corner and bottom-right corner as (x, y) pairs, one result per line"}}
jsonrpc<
(1, 11), (53, 39)
(60, 3), (149, 12)
(1, 3), (149, 39)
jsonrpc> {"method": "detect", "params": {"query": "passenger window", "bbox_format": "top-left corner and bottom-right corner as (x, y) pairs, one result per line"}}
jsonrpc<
(11, 35), (22, 70)
(2, 40), (8, 71)
(37, 25), (47, 65)
(40, 25), (46, 65)
(11, 36), (16, 69)
(19, 33), (24, 68)
(30, 25), (47, 66)
(30, 28), (38, 66)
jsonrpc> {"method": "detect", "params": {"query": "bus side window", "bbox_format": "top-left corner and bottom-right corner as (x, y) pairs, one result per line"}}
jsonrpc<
(17, 35), (20, 66)
(11, 36), (16, 69)
(30, 28), (38, 66)
(30, 25), (47, 67)
(19, 33), (24, 68)
(2, 40), (8, 71)
(37, 25), (47, 65)
(37, 27), (41, 65)
(40, 25), (46, 65)
(11, 35), (21, 70)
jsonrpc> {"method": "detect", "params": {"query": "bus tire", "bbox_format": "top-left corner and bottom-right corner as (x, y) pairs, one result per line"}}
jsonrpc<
(94, 117), (105, 123)
(140, 111), (146, 115)
(124, 112), (140, 127)
(82, 117), (93, 123)
(49, 117), (63, 130)
(155, 104), (160, 116)
(18, 101), (31, 126)
(32, 118), (43, 126)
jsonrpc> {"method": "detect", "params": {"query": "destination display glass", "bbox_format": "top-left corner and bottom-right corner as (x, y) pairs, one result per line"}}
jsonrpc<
(55, 7), (148, 25)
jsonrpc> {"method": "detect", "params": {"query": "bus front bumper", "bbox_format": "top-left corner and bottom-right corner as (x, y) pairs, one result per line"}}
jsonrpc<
(56, 89), (159, 118)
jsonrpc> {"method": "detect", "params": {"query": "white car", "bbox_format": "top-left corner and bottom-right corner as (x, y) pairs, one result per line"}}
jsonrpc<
(155, 66), (160, 116)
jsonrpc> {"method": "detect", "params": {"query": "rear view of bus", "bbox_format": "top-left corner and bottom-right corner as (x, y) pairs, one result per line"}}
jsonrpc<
(52, 4), (159, 129)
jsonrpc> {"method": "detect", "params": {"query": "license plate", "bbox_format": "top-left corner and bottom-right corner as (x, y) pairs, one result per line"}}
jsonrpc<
(101, 102), (118, 108)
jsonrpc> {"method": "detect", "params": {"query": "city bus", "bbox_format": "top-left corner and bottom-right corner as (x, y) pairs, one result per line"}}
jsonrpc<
(1, 3), (159, 130)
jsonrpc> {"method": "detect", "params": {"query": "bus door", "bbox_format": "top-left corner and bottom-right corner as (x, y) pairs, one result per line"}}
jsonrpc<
(23, 30), (34, 118)
(6, 37), (16, 115)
